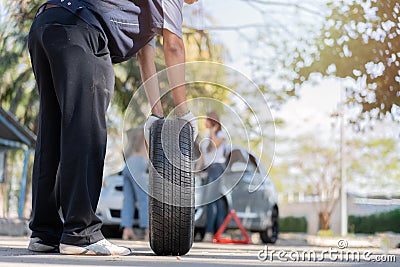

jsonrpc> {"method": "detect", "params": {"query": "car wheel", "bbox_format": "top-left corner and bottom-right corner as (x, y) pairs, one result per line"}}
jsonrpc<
(260, 206), (279, 244)
(148, 119), (195, 256)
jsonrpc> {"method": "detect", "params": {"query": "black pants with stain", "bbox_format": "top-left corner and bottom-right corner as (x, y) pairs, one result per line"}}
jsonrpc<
(28, 7), (114, 246)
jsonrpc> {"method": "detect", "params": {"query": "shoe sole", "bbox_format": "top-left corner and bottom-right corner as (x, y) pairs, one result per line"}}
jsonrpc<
(28, 243), (59, 253)
(60, 244), (106, 256)
(59, 244), (131, 256)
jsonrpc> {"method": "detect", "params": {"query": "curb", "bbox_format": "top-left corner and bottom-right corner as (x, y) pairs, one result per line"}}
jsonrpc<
(307, 233), (400, 249)
(0, 218), (31, 236)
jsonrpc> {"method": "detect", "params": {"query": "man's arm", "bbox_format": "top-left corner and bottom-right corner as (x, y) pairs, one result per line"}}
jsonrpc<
(162, 0), (198, 114)
(162, 28), (188, 116)
(137, 44), (163, 117)
(142, 0), (199, 141)
(162, 28), (198, 139)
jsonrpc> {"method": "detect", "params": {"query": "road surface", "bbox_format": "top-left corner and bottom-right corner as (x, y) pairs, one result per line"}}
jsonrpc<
(0, 236), (398, 267)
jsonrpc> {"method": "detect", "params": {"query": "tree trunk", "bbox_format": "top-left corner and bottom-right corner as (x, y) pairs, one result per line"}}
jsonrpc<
(318, 211), (331, 230)
(9, 86), (23, 114)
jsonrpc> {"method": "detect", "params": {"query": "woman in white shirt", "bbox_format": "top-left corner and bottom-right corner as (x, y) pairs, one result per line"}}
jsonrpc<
(196, 111), (227, 242)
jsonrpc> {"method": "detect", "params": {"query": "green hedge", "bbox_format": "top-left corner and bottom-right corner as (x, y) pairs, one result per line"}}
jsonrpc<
(279, 216), (307, 233)
(349, 209), (400, 234)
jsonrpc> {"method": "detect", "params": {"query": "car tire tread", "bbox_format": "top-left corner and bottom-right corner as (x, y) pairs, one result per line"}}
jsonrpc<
(149, 119), (194, 256)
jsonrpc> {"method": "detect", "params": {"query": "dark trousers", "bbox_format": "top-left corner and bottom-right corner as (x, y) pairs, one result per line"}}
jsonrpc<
(205, 163), (226, 233)
(28, 8), (114, 246)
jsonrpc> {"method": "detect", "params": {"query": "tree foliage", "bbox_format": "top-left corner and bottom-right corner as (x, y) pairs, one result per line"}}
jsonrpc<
(0, 0), (41, 131)
(346, 136), (400, 192)
(290, 0), (400, 119)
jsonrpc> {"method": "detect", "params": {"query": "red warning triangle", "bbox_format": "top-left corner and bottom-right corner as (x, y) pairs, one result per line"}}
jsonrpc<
(213, 209), (251, 244)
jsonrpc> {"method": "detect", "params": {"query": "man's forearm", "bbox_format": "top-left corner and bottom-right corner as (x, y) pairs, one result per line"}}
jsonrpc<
(137, 44), (163, 117)
(163, 29), (188, 116)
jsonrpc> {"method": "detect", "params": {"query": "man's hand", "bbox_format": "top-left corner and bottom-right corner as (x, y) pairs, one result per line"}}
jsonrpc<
(144, 114), (163, 144)
(184, 0), (198, 5)
(178, 111), (198, 141)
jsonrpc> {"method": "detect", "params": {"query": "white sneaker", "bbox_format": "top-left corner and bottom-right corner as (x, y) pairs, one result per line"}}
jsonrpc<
(60, 239), (131, 256)
(28, 237), (59, 253)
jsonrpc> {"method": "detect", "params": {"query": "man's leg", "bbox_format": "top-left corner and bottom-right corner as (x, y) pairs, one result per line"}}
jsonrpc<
(28, 24), (63, 247)
(41, 13), (114, 246)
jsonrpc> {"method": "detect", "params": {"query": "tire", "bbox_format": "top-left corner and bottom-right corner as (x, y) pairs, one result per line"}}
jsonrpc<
(148, 119), (195, 256)
(260, 207), (279, 244)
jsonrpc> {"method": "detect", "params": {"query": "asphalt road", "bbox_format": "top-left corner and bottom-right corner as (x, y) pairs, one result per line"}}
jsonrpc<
(0, 236), (398, 267)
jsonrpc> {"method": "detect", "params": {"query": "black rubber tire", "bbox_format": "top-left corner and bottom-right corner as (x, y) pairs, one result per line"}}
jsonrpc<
(148, 119), (195, 256)
(260, 207), (279, 244)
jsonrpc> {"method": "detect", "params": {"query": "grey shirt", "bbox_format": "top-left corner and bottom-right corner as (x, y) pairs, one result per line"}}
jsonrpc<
(161, 0), (184, 39)
(148, 0), (184, 48)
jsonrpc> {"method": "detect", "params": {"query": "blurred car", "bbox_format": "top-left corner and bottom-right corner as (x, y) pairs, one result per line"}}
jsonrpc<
(96, 173), (124, 226)
(194, 147), (279, 243)
(96, 146), (279, 243)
